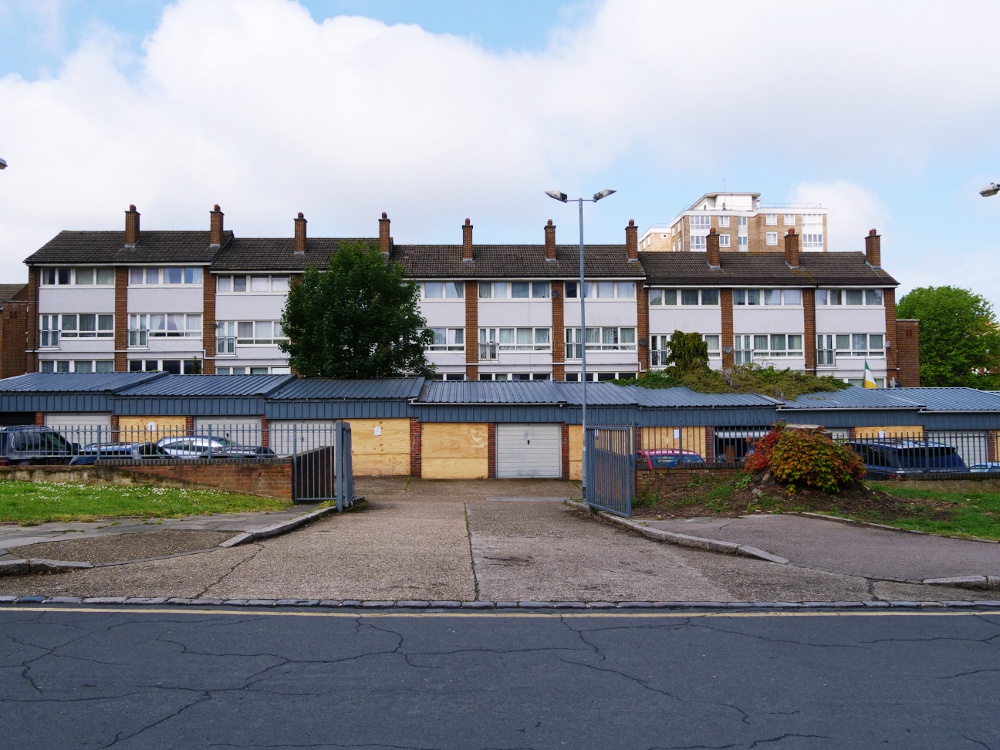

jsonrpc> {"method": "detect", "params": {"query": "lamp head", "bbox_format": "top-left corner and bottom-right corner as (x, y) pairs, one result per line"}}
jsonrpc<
(593, 189), (616, 202)
(0, 157), (7, 171)
(545, 190), (568, 203)
(980, 182), (999, 198)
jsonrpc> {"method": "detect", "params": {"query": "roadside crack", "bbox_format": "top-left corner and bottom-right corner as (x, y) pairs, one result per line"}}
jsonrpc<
(196, 544), (265, 599)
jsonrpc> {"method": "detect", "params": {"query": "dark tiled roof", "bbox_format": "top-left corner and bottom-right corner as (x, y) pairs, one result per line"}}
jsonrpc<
(639, 251), (898, 286)
(211, 238), (378, 271)
(0, 284), (27, 302)
(391, 244), (644, 279)
(24, 231), (232, 265)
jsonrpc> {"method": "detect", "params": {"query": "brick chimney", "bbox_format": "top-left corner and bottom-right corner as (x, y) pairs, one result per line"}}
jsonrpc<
(294, 212), (307, 254)
(379, 212), (391, 257)
(784, 228), (800, 268)
(865, 228), (881, 268)
(124, 204), (140, 247)
(462, 218), (473, 261)
(706, 227), (720, 269)
(209, 204), (224, 248)
(625, 219), (638, 261)
(544, 220), (556, 261)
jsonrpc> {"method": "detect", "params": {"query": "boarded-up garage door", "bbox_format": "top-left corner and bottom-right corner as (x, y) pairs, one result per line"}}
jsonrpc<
(422, 423), (488, 479)
(45, 413), (113, 446)
(347, 419), (410, 476)
(194, 417), (262, 448)
(496, 424), (561, 478)
(117, 416), (188, 443)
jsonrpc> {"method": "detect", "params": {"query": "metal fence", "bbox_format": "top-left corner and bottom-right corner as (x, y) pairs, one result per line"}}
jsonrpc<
(585, 425), (634, 517)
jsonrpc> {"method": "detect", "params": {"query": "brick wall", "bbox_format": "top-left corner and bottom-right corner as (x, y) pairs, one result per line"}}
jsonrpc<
(25, 267), (38, 372)
(465, 280), (478, 381)
(802, 288), (816, 372)
(551, 280), (564, 377)
(114, 267), (128, 371)
(884, 287), (899, 384)
(0, 300), (29, 378)
(487, 422), (497, 478)
(636, 283), (649, 374)
(409, 418), (422, 477)
(896, 319), (920, 387)
(561, 423), (569, 480)
(0, 460), (293, 501)
(202, 270), (217, 374)
(720, 289), (734, 368)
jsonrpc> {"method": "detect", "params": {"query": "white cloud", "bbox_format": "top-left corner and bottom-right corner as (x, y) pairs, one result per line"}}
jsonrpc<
(787, 180), (889, 253)
(0, 0), (998, 283)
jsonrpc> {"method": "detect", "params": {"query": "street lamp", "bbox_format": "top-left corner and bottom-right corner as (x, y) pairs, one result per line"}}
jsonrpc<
(981, 182), (999, 197)
(545, 188), (616, 495)
(0, 157), (7, 170)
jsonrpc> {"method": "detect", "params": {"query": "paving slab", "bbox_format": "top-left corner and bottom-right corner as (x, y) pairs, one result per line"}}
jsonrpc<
(645, 514), (1000, 581)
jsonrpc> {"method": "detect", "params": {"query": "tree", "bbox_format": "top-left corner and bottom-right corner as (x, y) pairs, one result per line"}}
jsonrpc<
(663, 330), (709, 372)
(897, 286), (1000, 388)
(279, 240), (433, 378)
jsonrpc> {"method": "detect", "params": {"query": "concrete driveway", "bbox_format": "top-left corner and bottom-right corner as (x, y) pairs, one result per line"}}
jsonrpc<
(0, 478), (992, 603)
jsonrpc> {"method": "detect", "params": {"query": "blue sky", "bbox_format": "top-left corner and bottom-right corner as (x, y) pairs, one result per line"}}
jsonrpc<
(1, 0), (998, 306)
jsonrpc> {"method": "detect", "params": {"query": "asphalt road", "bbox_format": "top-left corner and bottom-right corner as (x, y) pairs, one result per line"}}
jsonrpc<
(3, 605), (1000, 749)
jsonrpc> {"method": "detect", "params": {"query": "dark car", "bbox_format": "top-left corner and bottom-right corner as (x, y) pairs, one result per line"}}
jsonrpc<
(69, 442), (172, 465)
(0, 426), (77, 465)
(846, 439), (968, 479)
(637, 448), (705, 469)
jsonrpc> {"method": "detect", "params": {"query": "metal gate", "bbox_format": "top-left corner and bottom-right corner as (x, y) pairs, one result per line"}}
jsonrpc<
(288, 421), (356, 510)
(584, 424), (634, 517)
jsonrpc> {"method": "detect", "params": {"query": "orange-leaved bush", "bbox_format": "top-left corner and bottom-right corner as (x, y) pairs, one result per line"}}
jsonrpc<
(744, 424), (865, 493)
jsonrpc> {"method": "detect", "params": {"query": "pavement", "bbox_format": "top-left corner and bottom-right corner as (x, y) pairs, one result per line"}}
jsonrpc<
(0, 476), (999, 605)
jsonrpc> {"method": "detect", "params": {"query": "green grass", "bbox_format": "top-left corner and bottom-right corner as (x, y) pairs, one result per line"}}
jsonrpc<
(0, 481), (293, 525)
(871, 483), (1000, 540)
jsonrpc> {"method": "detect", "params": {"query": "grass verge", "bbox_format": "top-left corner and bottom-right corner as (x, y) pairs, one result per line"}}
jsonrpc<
(872, 483), (1000, 540)
(0, 481), (293, 525)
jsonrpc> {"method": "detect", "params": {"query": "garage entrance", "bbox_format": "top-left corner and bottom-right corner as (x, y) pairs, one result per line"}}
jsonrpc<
(496, 423), (561, 478)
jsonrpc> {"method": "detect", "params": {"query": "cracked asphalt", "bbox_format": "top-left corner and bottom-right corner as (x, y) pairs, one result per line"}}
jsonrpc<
(0, 477), (993, 603)
(2, 606), (1000, 749)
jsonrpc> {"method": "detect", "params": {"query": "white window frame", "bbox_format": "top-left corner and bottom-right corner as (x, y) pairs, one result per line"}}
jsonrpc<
(765, 232), (778, 246)
(735, 333), (803, 361)
(816, 288), (884, 306)
(718, 216), (730, 227)
(128, 313), (202, 345)
(234, 320), (287, 346)
(765, 214), (778, 225)
(565, 327), (636, 359)
(783, 214), (796, 225)
(478, 327), (551, 358)
(426, 327), (465, 352)
(129, 267), (204, 286)
(216, 275), (291, 294)
(565, 281), (636, 299)
(421, 281), (464, 300)
(40, 268), (115, 286)
(479, 281), (549, 299)
(719, 234), (731, 248)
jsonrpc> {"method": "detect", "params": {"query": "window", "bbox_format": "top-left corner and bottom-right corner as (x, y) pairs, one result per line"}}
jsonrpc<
(690, 215), (711, 231)
(738, 236), (748, 249)
(766, 214), (778, 225)
(216, 275), (291, 293)
(128, 313), (202, 345)
(734, 333), (803, 361)
(733, 289), (761, 306)
(422, 281), (464, 299)
(565, 281), (635, 299)
(217, 366), (277, 375)
(816, 288), (883, 306)
(817, 333), (885, 365)
(691, 235), (707, 250)
(478, 327), (551, 358)
(764, 289), (782, 306)
(235, 320), (286, 345)
(681, 289), (700, 305)
(865, 289), (883, 305)
(426, 327), (465, 351)
(39, 314), (113, 345)
(803, 233), (823, 250)
(784, 214), (796, 225)
(719, 234), (731, 248)
(128, 359), (202, 374)
(802, 214), (824, 249)
(129, 267), (203, 285)
(648, 289), (676, 305)
(738, 216), (748, 228)
(735, 289), (800, 306)
(39, 360), (113, 374)
(428, 372), (466, 381)
(718, 216), (730, 227)
(765, 232), (778, 246)
(649, 288), (717, 305)
(783, 289), (802, 305)
(40, 267), (114, 286)
(479, 281), (549, 299)
(565, 327), (636, 358)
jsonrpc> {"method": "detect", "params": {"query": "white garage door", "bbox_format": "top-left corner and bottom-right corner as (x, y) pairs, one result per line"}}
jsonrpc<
(268, 420), (337, 457)
(194, 417), (263, 447)
(496, 424), (561, 478)
(44, 413), (112, 446)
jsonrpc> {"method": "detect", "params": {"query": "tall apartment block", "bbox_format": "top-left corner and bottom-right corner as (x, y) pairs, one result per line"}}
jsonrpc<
(640, 191), (828, 254)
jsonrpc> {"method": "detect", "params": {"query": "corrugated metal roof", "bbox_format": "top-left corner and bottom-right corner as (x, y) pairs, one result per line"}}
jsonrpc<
(624, 386), (780, 408)
(892, 387), (1000, 412)
(0, 372), (166, 393)
(420, 381), (569, 405)
(779, 386), (925, 410)
(117, 374), (294, 397)
(268, 378), (425, 401)
(554, 382), (639, 406)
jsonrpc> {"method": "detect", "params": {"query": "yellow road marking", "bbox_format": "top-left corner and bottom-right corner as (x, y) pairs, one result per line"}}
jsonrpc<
(2, 606), (998, 619)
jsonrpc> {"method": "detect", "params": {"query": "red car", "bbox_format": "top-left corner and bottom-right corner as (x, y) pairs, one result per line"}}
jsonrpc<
(636, 449), (704, 469)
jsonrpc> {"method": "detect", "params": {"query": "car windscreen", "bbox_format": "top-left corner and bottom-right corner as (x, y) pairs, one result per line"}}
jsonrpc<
(893, 447), (965, 470)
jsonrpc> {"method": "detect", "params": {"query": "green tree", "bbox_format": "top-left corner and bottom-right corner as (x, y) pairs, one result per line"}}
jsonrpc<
(897, 286), (1000, 388)
(279, 240), (433, 378)
(664, 330), (709, 372)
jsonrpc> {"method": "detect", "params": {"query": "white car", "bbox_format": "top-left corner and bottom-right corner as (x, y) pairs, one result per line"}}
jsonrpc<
(156, 435), (274, 459)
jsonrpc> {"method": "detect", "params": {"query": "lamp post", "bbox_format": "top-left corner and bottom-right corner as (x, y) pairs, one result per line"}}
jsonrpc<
(0, 158), (7, 170)
(981, 182), (999, 197)
(545, 188), (616, 496)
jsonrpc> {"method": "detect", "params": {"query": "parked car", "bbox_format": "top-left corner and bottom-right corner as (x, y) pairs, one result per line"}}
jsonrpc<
(69, 442), (172, 465)
(157, 435), (276, 459)
(637, 448), (705, 470)
(0, 425), (78, 465)
(969, 462), (1000, 473)
(846, 439), (968, 479)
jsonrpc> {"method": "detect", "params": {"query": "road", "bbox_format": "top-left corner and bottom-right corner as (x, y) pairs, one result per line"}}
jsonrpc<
(3, 605), (999, 749)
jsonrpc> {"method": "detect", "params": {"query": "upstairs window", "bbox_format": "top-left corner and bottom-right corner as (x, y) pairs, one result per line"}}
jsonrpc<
(421, 281), (464, 299)
(130, 267), (203, 285)
(41, 268), (114, 286)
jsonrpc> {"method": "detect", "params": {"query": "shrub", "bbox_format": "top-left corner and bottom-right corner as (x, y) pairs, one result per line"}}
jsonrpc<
(744, 424), (865, 493)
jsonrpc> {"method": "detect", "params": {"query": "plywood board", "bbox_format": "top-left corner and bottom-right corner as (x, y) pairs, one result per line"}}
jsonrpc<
(854, 426), (924, 439)
(117, 416), (187, 444)
(569, 425), (583, 481)
(422, 423), (488, 459)
(421, 457), (488, 479)
(640, 427), (706, 455)
(349, 419), (410, 455)
(353, 454), (410, 477)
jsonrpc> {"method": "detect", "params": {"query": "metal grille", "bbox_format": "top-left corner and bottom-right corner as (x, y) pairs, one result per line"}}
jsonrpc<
(585, 424), (634, 517)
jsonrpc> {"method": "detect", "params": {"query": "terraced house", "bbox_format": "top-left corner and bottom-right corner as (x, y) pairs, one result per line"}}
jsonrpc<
(20, 203), (918, 387)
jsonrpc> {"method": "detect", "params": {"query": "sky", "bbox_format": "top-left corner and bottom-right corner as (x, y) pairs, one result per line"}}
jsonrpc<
(1, 0), (999, 306)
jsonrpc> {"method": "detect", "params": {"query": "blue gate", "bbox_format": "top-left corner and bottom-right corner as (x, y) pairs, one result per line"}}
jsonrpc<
(289, 420), (356, 511)
(584, 424), (634, 517)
